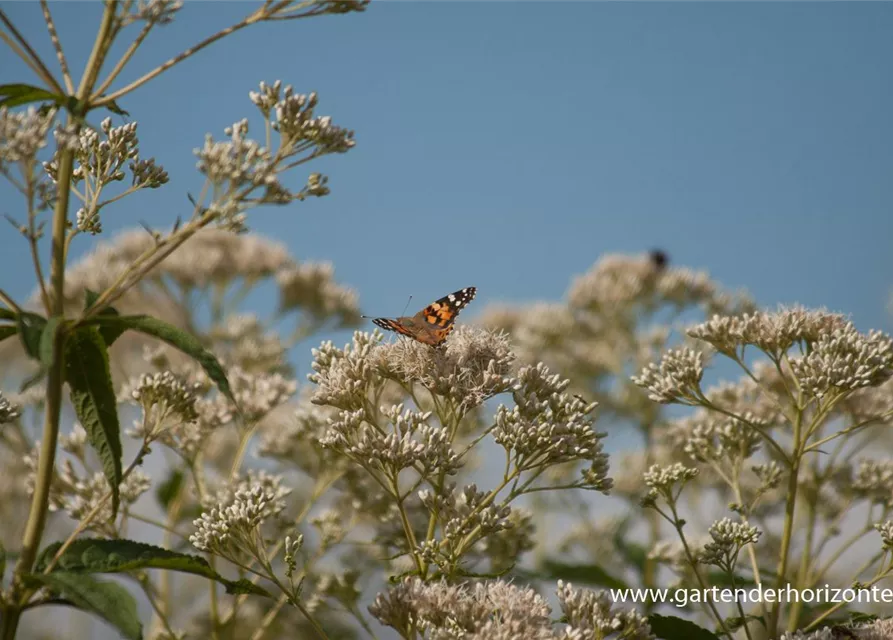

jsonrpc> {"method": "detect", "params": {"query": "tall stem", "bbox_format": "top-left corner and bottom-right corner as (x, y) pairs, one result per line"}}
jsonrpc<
(0, 145), (73, 640)
(768, 410), (803, 638)
(1, 6), (119, 638)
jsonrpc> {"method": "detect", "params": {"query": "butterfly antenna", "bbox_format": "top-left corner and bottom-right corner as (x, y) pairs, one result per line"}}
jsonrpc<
(360, 294), (414, 320)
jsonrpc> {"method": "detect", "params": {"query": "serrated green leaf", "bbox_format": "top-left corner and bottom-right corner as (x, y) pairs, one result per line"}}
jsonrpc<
(91, 315), (234, 405)
(0, 84), (66, 109)
(39, 316), (66, 369)
(36, 538), (272, 597)
(226, 578), (271, 596)
(83, 289), (121, 345)
(155, 469), (184, 510)
(0, 325), (17, 344)
(23, 572), (141, 640)
(648, 614), (720, 640)
(65, 327), (122, 516)
(539, 560), (629, 590)
(16, 311), (46, 360)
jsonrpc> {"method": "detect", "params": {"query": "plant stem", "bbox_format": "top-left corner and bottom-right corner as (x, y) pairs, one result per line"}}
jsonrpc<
(2, 6), (118, 635)
(39, 0), (74, 94)
(0, 140), (74, 640)
(768, 409), (803, 638)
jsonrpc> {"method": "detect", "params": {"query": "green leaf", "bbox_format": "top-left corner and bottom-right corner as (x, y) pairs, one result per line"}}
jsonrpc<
(648, 614), (720, 640)
(16, 311), (46, 360)
(0, 84), (66, 109)
(155, 469), (184, 510)
(36, 538), (272, 597)
(539, 560), (629, 590)
(23, 572), (141, 640)
(92, 315), (234, 405)
(84, 289), (122, 345)
(39, 316), (66, 369)
(0, 324), (17, 344)
(65, 327), (122, 516)
(0, 539), (6, 583)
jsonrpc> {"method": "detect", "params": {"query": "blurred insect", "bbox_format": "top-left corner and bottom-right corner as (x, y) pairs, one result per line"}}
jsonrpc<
(649, 249), (669, 270)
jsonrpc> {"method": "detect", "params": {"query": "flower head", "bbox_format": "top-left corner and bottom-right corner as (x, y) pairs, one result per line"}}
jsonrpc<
(0, 391), (21, 424)
(632, 348), (704, 404)
(700, 518), (761, 571)
(790, 324), (893, 398)
(190, 472), (291, 558)
(493, 363), (612, 492)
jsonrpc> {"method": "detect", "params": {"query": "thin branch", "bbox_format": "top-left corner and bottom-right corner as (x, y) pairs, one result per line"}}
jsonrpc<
(92, 20), (153, 99)
(0, 8), (65, 95)
(0, 288), (22, 314)
(93, 13), (260, 107)
(39, 0), (74, 94)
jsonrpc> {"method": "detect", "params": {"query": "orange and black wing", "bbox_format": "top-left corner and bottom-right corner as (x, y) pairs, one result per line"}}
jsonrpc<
(372, 317), (417, 339)
(413, 286), (477, 346)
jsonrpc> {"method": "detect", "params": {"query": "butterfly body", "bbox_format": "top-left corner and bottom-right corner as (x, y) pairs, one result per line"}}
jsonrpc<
(372, 287), (476, 347)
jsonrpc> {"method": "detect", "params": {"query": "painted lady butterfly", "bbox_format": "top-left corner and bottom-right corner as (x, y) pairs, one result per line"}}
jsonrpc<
(371, 287), (477, 347)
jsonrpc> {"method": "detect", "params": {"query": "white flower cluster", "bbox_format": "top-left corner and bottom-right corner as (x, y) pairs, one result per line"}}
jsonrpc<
(190, 472), (291, 556)
(0, 106), (55, 165)
(688, 308), (848, 359)
(567, 253), (735, 316)
(556, 580), (654, 640)
(789, 325), (893, 398)
(377, 326), (516, 410)
(369, 578), (654, 640)
(23, 441), (151, 531)
(779, 629), (834, 640)
(309, 331), (380, 410)
(0, 391), (21, 424)
(632, 348), (704, 404)
(120, 371), (201, 428)
(494, 363), (612, 491)
(851, 459), (893, 507)
(671, 411), (763, 465)
(642, 463), (699, 504)
(195, 81), (354, 230)
(208, 314), (289, 372)
(268, 86), (355, 154)
(224, 365), (298, 424)
(320, 405), (460, 477)
(700, 518), (761, 571)
(416, 484), (514, 570)
(875, 520), (893, 550)
(276, 261), (361, 327)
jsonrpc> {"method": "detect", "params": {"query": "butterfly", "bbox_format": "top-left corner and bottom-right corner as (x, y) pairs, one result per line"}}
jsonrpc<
(369, 287), (477, 347)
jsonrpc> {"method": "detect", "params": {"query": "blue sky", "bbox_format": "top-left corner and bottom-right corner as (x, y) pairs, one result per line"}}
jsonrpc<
(3, 1), (893, 345)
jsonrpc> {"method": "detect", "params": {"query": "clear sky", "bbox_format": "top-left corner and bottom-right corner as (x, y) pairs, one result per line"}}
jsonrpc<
(3, 1), (893, 347)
